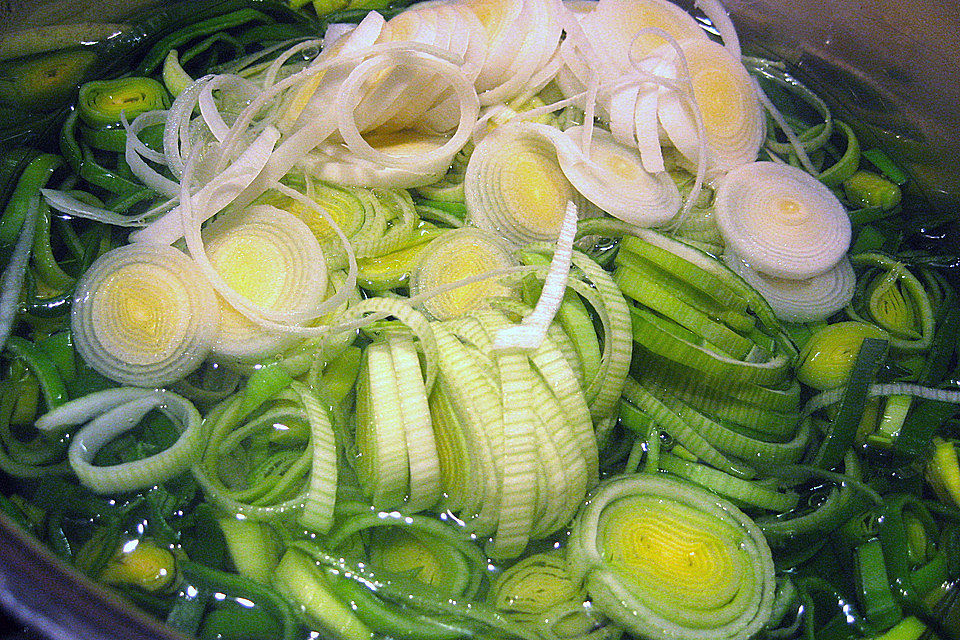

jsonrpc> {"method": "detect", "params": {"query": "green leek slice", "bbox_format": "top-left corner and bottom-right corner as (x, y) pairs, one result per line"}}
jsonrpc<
(567, 474), (775, 640)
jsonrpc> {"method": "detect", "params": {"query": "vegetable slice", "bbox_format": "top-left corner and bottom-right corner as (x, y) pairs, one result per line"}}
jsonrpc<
(713, 161), (851, 279)
(567, 473), (775, 640)
(71, 244), (219, 387)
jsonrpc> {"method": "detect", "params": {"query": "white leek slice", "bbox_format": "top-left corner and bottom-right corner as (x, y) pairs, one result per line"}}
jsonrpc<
(494, 200), (578, 351)
(465, 122), (575, 246)
(554, 125), (681, 226)
(656, 38), (764, 176)
(723, 252), (856, 324)
(203, 205), (328, 364)
(71, 244), (219, 388)
(714, 161), (851, 279)
(581, 0), (708, 74)
(410, 227), (519, 321)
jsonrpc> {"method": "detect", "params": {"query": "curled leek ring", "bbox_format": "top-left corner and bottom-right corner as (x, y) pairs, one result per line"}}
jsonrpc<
(78, 77), (170, 128)
(67, 390), (201, 494)
(567, 474), (775, 640)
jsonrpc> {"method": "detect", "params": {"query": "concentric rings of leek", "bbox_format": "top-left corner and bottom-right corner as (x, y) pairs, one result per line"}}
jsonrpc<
(713, 162), (851, 280)
(78, 76), (170, 128)
(410, 227), (519, 321)
(555, 125), (681, 226)
(203, 204), (328, 364)
(71, 244), (219, 387)
(567, 473), (775, 640)
(655, 38), (764, 176)
(465, 122), (576, 247)
(723, 252), (856, 324)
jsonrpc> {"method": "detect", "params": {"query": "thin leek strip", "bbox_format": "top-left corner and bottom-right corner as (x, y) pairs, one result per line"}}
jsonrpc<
(388, 334), (441, 512)
(123, 111), (181, 199)
(488, 346), (538, 559)
(615, 267), (754, 359)
(634, 350), (801, 413)
(35, 387), (159, 433)
(629, 304), (791, 385)
(714, 161), (851, 279)
(355, 341), (409, 510)
(67, 390), (201, 494)
(723, 252), (856, 324)
(623, 378), (754, 479)
(409, 227), (519, 321)
(658, 454), (800, 512)
(529, 248), (633, 422)
(694, 0), (741, 60)
(130, 124), (282, 246)
(429, 374), (478, 513)
(651, 390), (810, 464)
(493, 300), (597, 489)
(494, 199), (578, 350)
(744, 58), (834, 157)
(197, 74), (259, 144)
(40, 189), (161, 227)
(567, 473), (775, 640)
(70, 244), (219, 388)
(0, 194), (40, 350)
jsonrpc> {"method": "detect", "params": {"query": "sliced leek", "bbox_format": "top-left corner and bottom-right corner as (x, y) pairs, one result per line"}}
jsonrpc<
(71, 244), (219, 387)
(203, 204), (328, 364)
(723, 252), (856, 324)
(655, 38), (765, 176)
(410, 227), (519, 320)
(713, 161), (851, 279)
(554, 125), (681, 226)
(567, 473), (775, 640)
(465, 122), (576, 247)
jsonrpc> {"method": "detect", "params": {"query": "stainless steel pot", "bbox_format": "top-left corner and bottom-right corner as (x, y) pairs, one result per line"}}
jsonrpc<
(1, 0), (958, 638)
